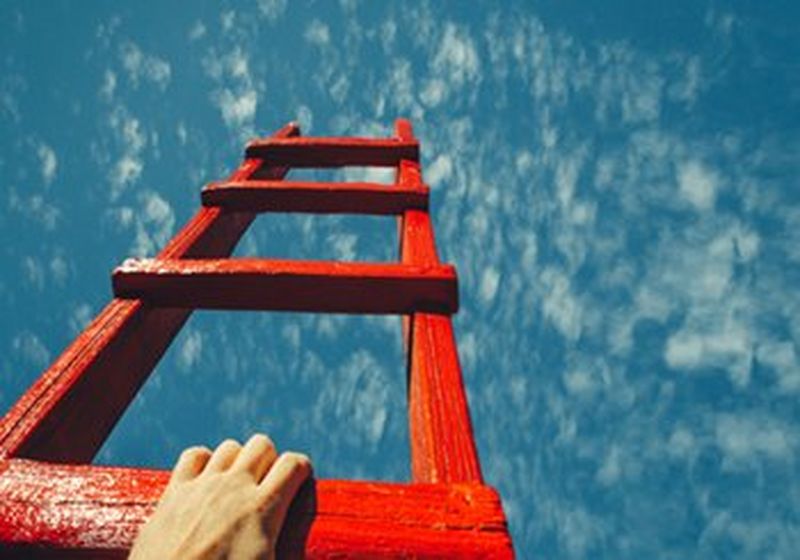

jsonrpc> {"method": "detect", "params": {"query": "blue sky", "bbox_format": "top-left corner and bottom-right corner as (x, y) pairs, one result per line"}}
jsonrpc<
(2, 1), (799, 557)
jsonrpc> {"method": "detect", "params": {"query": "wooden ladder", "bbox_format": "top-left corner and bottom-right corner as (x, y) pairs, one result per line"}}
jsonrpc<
(0, 119), (514, 558)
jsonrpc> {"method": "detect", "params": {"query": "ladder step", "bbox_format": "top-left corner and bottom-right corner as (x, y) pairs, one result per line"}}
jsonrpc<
(245, 137), (419, 167)
(0, 458), (513, 558)
(202, 180), (429, 214)
(113, 258), (458, 314)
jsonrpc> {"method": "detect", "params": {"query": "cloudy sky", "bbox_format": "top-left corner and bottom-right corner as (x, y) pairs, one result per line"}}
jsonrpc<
(1, 1), (799, 557)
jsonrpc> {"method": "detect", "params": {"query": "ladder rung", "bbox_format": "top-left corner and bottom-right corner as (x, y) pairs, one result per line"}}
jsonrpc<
(202, 180), (428, 214)
(0, 458), (513, 558)
(112, 258), (458, 314)
(245, 137), (419, 167)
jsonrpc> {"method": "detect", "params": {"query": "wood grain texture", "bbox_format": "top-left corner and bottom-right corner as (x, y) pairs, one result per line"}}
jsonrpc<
(112, 258), (458, 315)
(0, 459), (513, 559)
(245, 136), (418, 167)
(202, 180), (429, 214)
(395, 119), (483, 484)
(0, 123), (299, 463)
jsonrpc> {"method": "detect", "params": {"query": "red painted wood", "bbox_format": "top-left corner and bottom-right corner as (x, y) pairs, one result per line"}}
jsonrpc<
(0, 124), (299, 463)
(202, 180), (429, 215)
(0, 118), (514, 557)
(0, 459), (513, 559)
(395, 119), (483, 484)
(245, 136), (418, 167)
(112, 258), (458, 315)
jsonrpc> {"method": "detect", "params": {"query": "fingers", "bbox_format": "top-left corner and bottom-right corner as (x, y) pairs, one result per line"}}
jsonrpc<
(257, 452), (312, 536)
(232, 433), (278, 481)
(170, 445), (212, 484)
(204, 439), (242, 473)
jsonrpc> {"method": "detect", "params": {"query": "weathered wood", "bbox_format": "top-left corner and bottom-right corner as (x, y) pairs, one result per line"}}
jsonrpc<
(396, 119), (483, 483)
(202, 180), (429, 214)
(245, 136), (418, 167)
(0, 124), (299, 463)
(0, 458), (513, 559)
(112, 258), (458, 315)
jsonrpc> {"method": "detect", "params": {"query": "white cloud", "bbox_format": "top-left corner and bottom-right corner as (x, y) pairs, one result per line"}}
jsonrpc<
(313, 350), (390, 449)
(420, 78), (446, 107)
(120, 42), (171, 91)
(328, 232), (357, 261)
(69, 303), (93, 335)
(12, 331), (50, 368)
(220, 11), (236, 32)
(665, 311), (753, 386)
(342, 166), (394, 184)
(296, 105), (313, 133)
(176, 122), (187, 145)
(433, 23), (480, 87)
(130, 190), (175, 256)
(716, 414), (794, 468)
(188, 20), (206, 41)
(380, 19), (397, 53)
(304, 19), (330, 46)
(37, 142), (57, 185)
(49, 254), (69, 286)
(667, 427), (697, 459)
(678, 159), (719, 210)
(22, 256), (44, 291)
(596, 445), (622, 486)
(386, 59), (415, 113)
(112, 156), (143, 195)
(657, 225), (764, 386)
(257, 0), (287, 22)
(426, 154), (452, 187)
(178, 328), (203, 372)
(669, 56), (703, 105)
(540, 267), (583, 341)
(479, 266), (501, 304)
(216, 88), (257, 129)
(107, 108), (147, 199)
(203, 47), (260, 139)
(756, 341), (800, 394)
(100, 70), (117, 101)
(8, 189), (60, 230)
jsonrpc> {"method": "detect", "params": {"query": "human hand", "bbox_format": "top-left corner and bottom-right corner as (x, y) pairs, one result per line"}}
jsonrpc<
(128, 434), (311, 560)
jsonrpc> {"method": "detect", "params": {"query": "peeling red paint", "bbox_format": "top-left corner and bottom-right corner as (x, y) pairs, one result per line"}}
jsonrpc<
(0, 459), (512, 558)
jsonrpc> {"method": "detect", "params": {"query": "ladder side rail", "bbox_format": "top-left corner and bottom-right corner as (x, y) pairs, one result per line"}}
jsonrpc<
(395, 120), (483, 483)
(0, 124), (299, 463)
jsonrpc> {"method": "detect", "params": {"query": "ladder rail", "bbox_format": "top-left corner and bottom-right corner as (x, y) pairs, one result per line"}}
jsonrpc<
(0, 124), (299, 463)
(395, 120), (483, 484)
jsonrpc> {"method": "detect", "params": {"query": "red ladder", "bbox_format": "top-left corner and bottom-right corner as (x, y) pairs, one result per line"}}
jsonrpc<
(0, 119), (514, 558)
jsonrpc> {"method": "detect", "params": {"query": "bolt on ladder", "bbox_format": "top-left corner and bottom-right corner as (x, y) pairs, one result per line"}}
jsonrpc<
(0, 119), (514, 558)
